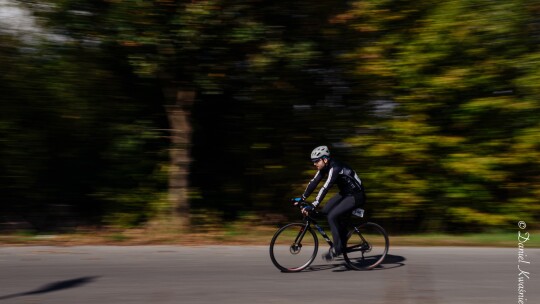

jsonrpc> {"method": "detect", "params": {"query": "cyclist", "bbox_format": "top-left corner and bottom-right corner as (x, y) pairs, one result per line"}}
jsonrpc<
(299, 145), (366, 261)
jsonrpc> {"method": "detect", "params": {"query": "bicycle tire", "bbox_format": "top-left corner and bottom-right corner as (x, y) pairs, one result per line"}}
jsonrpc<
(269, 223), (318, 272)
(343, 222), (389, 270)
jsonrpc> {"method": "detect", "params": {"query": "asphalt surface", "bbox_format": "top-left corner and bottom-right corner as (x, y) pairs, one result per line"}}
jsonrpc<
(0, 246), (538, 303)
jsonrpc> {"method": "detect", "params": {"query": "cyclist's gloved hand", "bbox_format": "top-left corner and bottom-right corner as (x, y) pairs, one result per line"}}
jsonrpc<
(301, 204), (315, 215)
(292, 197), (305, 206)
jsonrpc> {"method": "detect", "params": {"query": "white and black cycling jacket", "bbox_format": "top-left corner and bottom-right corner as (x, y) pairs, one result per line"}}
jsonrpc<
(302, 159), (364, 207)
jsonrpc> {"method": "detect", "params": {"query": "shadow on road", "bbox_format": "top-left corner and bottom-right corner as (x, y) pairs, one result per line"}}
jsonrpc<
(0, 276), (100, 301)
(305, 254), (406, 272)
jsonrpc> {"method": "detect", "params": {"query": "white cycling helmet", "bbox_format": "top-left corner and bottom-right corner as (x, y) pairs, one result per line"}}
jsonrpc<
(310, 145), (330, 161)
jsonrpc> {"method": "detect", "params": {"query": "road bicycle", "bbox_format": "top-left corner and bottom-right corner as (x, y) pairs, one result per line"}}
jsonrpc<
(269, 199), (389, 272)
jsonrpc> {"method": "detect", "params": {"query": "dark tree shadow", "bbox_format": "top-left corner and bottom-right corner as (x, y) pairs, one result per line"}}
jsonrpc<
(0, 276), (100, 301)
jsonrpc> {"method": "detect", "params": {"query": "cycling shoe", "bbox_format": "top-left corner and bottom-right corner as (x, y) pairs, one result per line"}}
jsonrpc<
(322, 249), (336, 262)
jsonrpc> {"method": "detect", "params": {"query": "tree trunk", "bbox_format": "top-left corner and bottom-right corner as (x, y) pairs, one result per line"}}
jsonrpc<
(165, 89), (195, 227)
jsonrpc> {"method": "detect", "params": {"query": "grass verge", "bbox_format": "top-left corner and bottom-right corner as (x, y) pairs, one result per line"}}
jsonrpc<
(0, 225), (538, 247)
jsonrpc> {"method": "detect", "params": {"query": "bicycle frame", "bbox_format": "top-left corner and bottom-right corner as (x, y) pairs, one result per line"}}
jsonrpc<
(302, 215), (334, 248)
(304, 213), (370, 255)
(346, 226), (369, 254)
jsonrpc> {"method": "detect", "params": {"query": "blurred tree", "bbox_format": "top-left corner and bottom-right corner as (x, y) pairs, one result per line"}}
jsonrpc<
(1, 25), (167, 228)
(24, 0), (252, 226)
(7, 0), (536, 233)
(338, 0), (540, 232)
(23, 0), (361, 226)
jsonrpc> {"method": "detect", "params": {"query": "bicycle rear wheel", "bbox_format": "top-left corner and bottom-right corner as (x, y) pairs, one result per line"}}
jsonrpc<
(343, 222), (389, 270)
(269, 223), (318, 272)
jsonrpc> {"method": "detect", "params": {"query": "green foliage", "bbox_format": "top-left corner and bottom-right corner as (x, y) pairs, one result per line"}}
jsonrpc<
(0, 24), (167, 228)
(341, 0), (540, 231)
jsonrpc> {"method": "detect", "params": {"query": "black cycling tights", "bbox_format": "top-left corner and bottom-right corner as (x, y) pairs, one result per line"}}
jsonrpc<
(321, 194), (364, 256)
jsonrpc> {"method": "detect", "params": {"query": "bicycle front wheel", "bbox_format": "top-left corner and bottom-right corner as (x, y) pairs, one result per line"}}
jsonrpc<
(343, 222), (389, 270)
(269, 223), (318, 272)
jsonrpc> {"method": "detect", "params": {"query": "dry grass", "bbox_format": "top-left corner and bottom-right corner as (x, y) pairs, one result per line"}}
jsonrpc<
(0, 222), (278, 246)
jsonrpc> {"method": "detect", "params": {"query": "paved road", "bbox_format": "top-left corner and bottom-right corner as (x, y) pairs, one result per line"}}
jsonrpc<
(0, 246), (538, 303)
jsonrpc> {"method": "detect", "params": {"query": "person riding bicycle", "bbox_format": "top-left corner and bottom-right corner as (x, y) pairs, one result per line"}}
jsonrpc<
(299, 145), (366, 261)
